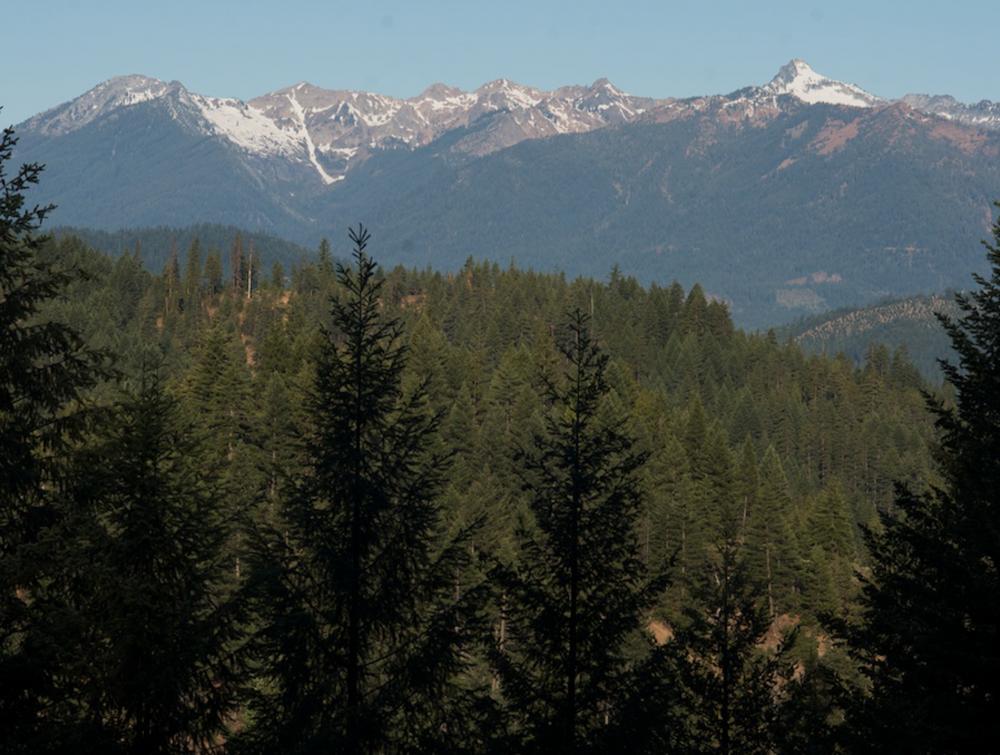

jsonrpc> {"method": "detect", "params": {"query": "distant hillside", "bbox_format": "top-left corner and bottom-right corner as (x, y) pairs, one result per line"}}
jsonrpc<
(15, 59), (1000, 327)
(52, 224), (319, 273)
(786, 293), (959, 380)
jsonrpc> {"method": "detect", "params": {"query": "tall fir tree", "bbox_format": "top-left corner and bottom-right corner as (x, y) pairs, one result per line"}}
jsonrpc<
(846, 203), (1000, 753)
(230, 233), (244, 294)
(665, 532), (795, 755)
(183, 236), (202, 314)
(491, 310), (666, 754)
(242, 226), (486, 754)
(204, 249), (223, 295)
(163, 240), (181, 317)
(0, 124), (104, 750)
(745, 446), (797, 618)
(61, 371), (243, 753)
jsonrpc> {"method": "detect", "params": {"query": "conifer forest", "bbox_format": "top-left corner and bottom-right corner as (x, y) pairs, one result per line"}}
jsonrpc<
(3, 116), (1000, 755)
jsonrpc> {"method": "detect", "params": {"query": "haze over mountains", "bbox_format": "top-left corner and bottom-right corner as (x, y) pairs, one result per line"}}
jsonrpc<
(12, 60), (1000, 326)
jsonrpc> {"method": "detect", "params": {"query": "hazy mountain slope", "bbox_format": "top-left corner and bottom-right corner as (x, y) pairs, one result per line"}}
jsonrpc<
(787, 294), (959, 380)
(17, 95), (315, 234)
(53, 224), (316, 273)
(11, 59), (1000, 326)
(313, 102), (998, 326)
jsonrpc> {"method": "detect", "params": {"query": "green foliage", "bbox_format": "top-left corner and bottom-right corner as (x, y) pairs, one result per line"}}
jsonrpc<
(490, 311), (666, 753)
(665, 535), (796, 754)
(846, 203), (1000, 753)
(0, 125), (106, 751)
(62, 372), (244, 752)
(240, 228), (487, 754)
(2, 156), (964, 749)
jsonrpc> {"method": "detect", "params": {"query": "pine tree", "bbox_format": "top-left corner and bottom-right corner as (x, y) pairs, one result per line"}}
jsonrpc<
(0, 125), (104, 750)
(318, 237), (334, 278)
(491, 310), (665, 754)
(745, 446), (797, 618)
(62, 371), (243, 752)
(204, 250), (223, 295)
(183, 236), (202, 313)
(846, 203), (1000, 752)
(666, 532), (795, 755)
(271, 260), (285, 290)
(230, 233), (244, 294)
(163, 240), (181, 316)
(242, 226), (486, 754)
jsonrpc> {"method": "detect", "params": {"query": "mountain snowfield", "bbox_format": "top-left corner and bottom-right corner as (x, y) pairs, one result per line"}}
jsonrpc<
(22, 59), (997, 188)
(762, 59), (881, 108)
(11, 59), (1000, 326)
(21, 71), (657, 185)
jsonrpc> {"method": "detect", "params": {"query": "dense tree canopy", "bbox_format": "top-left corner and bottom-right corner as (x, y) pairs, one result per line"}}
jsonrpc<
(6, 119), (997, 752)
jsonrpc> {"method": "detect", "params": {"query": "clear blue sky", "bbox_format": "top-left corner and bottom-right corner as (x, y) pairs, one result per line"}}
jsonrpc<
(4, 0), (999, 125)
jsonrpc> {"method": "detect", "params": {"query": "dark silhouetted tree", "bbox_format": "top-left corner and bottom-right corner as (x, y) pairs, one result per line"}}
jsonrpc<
(64, 371), (243, 753)
(846, 203), (1000, 753)
(242, 226), (486, 754)
(491, 310), (665, 754)
(667, 531), (795, 755)
(0, 123), (104, 751)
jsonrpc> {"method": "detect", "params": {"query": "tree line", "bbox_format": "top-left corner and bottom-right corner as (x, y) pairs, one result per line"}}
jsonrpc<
(3, 125), (999, 753)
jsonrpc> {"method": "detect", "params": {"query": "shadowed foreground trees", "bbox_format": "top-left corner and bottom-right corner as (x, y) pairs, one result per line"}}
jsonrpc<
(666, 533), (795, 755)
(240, 227), (487, 754)
(846, 204), (1000, 753)
(62, 373), (244, 753)
(0, 123), (105, 751)
(490, 310), (668, 754)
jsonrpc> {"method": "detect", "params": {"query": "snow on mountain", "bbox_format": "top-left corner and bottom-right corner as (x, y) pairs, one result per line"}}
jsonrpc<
(23, 75), (175, 136)
(900, 93), (1000, 130)
(764, 59), (881, 108)
(23, 60), (997, 189)
(192, 94), (301, 158)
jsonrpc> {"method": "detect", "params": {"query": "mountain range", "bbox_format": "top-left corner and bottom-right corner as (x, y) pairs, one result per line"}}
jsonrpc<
(11, 59), (1000, 326)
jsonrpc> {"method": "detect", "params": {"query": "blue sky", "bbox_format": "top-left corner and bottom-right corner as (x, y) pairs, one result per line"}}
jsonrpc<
(4, 0), (999, 125)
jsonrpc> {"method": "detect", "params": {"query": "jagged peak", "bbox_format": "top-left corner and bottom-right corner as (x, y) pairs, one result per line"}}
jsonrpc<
(769, 59), (816, 86)
(474, 78), (543, 109)
(99, 73), (168, 89)
(588, 78), (625, 96)
(764, 59), (880, 108)
(415, 82), (466, 100)
(22, 74), (182, 134)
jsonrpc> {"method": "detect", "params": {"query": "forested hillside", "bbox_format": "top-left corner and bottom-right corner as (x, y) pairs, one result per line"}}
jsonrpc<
(39, 228), (938, 736)
(7, 125), (1000, 751)
(787, 294), (958, 381)
(48, 231), (937, 558)
(51, 223), (316, 275)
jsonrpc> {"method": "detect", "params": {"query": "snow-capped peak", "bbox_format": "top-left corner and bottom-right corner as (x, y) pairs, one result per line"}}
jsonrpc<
(764, 59), (880, 108)
(26, 74), (178, 136)
(475, 79), (544, 109)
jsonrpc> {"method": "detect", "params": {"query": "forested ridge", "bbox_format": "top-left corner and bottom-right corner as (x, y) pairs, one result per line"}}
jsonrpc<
(3, 125), (999, 753)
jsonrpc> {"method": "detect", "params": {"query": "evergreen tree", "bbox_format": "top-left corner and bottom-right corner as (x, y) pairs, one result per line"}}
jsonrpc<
(491, 310), (665, 754)
(163, 240), (181, 316)
(204, 250), (223, 295)
(745, 446), (797, 618)
(230, 233), (244, 294)
(846, 203), (1000, 753)
(183, 236), (202, 312)
(63, 372), (243, 753)
(666, 533), (795, 755)
(318, 237), (334, 278)
(271, 260), (285, 290)
(0, 125), (104, 750)
(242, 226), (485, 754)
